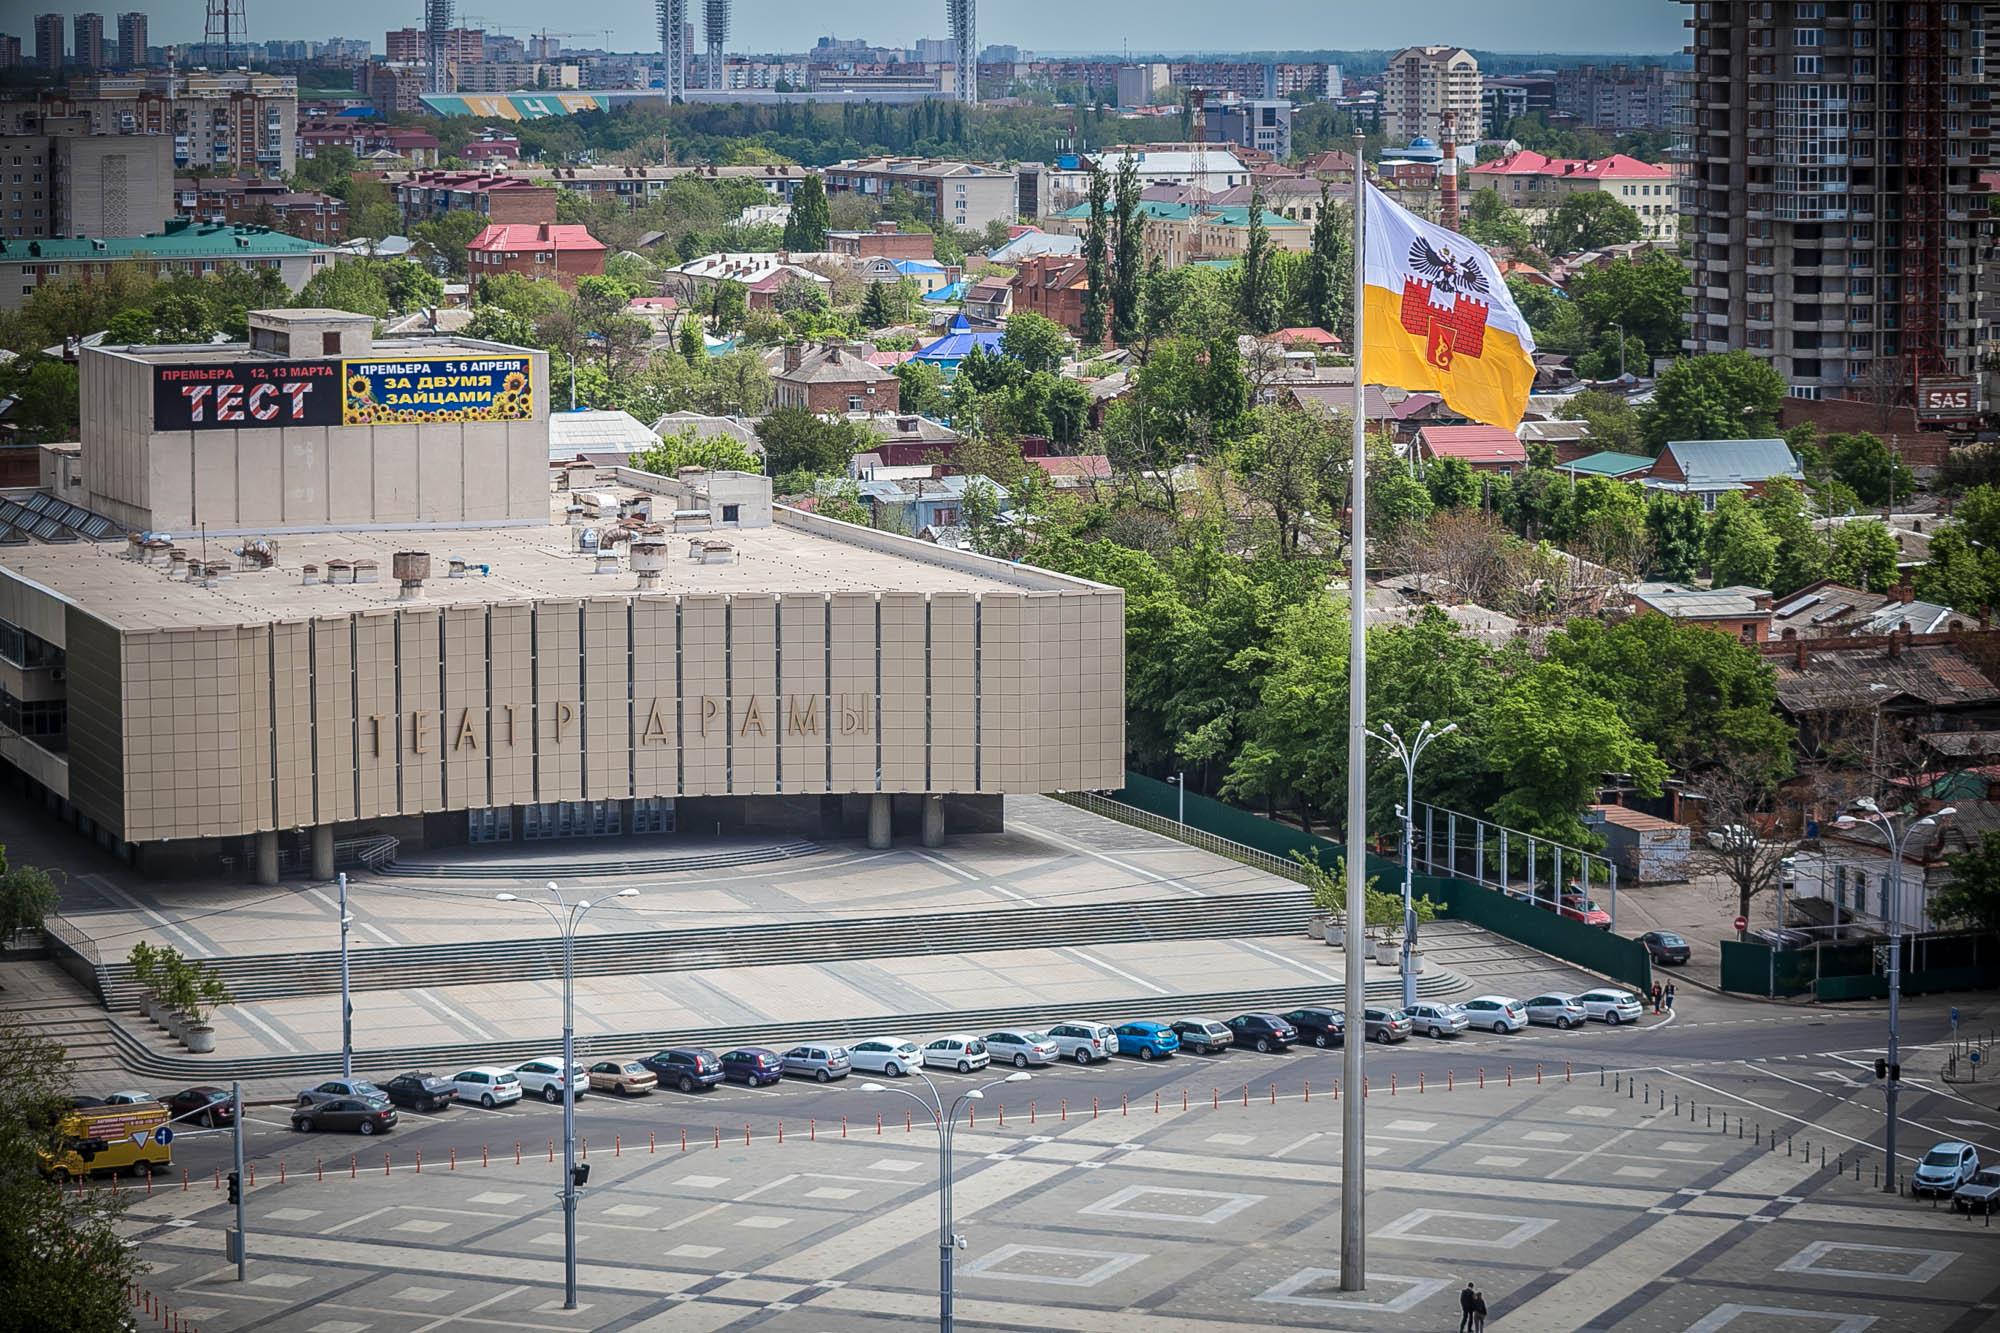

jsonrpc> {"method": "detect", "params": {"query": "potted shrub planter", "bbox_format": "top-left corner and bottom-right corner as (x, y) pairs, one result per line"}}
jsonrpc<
(184, 1025), (216, 1054)
(1306, 909), (1333, 941)
(1402, 948), (1427, 975)
(1373, 936), (1401, 968)
(1323, 920), (1345, 948)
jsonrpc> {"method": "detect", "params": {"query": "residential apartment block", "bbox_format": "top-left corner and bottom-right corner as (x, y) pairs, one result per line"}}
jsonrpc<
(115, 11), (143, 68)
(17, 72), (298, 175)
(175, 177), (347, 244)
(1468, 150), (1679, 243)
(0, 128), (173, 241)
(73, 14), (104, 71)
(465, 222), (607, 290)
(1553, 63), (1675, 131)
(33, 14), (61, 71)
(1383, 45), (1482, 144)
(1677, 0), (1987, 418)
(0, 220), (335, 312)
(819, 157), (1021, 233)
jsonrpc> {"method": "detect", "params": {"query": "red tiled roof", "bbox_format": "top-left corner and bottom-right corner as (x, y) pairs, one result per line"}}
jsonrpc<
(1032, 454), (1113, 479)
(1419, 425), (1528, 462)
(467, 223), (606, 255)
(1265, 326), (1343, 347)
(1470, 149), (1669, 180)
(866, 349), (916, 366)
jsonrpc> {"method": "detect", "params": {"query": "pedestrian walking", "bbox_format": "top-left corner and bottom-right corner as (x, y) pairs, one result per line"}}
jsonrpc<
(1459, 1281), (1478, 1333)
(1472, 1287), (1489, 1332)
(1651, 983), (1663, 1014)
(1664, 983), (1676, 1012)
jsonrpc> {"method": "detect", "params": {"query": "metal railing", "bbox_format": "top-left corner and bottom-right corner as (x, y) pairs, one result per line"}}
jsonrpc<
(1049, 791), (1311, 887)
(275, 834), (399, 878)
(1409, 802), (1620, 930)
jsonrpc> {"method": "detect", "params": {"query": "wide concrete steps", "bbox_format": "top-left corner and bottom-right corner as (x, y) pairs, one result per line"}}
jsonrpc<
(106, 970), (1468, 1082)
(94, 890), (1316, 1010)
(384, 839), (823, 879)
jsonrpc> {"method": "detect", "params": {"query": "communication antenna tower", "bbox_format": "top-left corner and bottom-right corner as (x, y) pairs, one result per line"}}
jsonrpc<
(657, 0), (688, 102)
(703, 0), (728, 92)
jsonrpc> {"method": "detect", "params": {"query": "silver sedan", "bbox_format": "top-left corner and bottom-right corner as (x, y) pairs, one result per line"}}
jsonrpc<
(983, 1030), (1059, 1067)
(1522, 993), (1588, 1030)
(1405, 1002), (1470, 1038)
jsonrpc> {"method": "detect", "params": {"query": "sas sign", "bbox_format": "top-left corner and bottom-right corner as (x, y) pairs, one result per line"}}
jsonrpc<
(1918, 382), (1979, 419)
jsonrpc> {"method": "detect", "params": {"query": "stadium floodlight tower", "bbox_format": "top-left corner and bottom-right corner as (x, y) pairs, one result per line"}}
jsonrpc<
(948, 0), (976, 104)
(658, 0), (688, 102)
(704, 0), (728, 91)
(425, 0), (454, 95)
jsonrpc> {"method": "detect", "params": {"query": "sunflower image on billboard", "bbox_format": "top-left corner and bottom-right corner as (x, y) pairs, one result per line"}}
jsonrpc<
(340, 357), (536, 426)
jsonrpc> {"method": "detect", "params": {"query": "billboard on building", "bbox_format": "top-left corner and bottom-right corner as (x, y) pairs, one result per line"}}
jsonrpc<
(1917, 381), (1980, 421)
(339, 356), (536, 426)
(153, 361), (343, 432)
(417, 93), (624, 120)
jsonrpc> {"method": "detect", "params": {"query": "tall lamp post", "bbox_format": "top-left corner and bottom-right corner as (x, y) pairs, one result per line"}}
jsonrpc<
(1831, 799), (1953, 1192)
(1367, 720), (1457, 1009)
(862, 1067), (1031, 1333)
(494, 882), (639, 1309)
(337, 871), (353, 1079)
(1167, 771), (1186, 827)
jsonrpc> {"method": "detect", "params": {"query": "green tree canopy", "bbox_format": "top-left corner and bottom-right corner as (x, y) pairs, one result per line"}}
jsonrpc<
(1707, 491), (1778, 590)
(1642, 352), (1786, 449)
(999, 312), (1070, 375)
(1757, 477), (1827, 598)
(782, 173), (831, 252)
(630, 424), (763, 476)
(1936, 831), (2000, 934)
(754, 407), (873, 481)
(894, 358), (948, 419)
(1486, 660), (1668, 844)
(1537, 191), (1644, 254)
(1827, 519), (1901, 592)
(1824, 431), (1915, 507)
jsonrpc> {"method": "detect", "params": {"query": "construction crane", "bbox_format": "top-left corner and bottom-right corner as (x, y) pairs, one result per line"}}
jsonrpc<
(703, 0), (728, 91)
(657, 0), (688, 102)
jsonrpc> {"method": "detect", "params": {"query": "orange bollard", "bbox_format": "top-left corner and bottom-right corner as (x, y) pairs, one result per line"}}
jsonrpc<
(1270, 1084), (1276, 1105)
(842, 1116), (848, 1138)
(1363, 1077), (1369, 1098)
(449, 1148), (456, 1171)
(247, 1165), (255, 1187)
(1304, 1081), (1310, 1103)
(1479, 1068), (1485, 1089)
(615, 1136), (622, 1158)
(515, 1142), (522, 1165)
(1092, 1097), (1099, 1118)
(998, 1104), (1005, 1128)
(1154, 1092), (1160, 1115)
(548, 1140), (555, 1162)
(1120, 1095), (1127, 1117)
(1419, 1073), (1425, 1093)
(1391, 1075), (1397, 1096)
(967, 1107), (975, 1129)
(650, 1132), (656, 1154)
(1536, 1063), (1543, 1085)
(1061, 1099), (1067, 1122)
(776, 1122), (783, 1144)
(415, 1151), (421, 1175)
(350, 1155), (357, 1178)
(876, 1115), (882, 1136)
(483, 1146), (489, 1168)
(1565, 1061), (1572, 1082)
(182, 1170), (189, 1191)
(1333, 1079), (1339, 1100)
(1241, 1085), (1249, 1108)
(1031, 1101), (1037, 1124)
(906, 1111), (912, 1132)
(809, 1120), (815, 1141)
(1448, 1070), (1454, 1091)
(1506, 1065), (1513, 1088)
(214, 1167), (221, 1190)
(581, 1139), (587, 1161)
(279, 1162), (286, 1184)
(714, 1128), (721, 1148)
(747, 1124), (753, 1145)
(317, 1160), (324, 1182)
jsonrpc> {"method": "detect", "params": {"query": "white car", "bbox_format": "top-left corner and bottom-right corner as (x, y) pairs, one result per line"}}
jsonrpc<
(1706, 824), (1755, 852)
(1573, 988), (1645, 1025)
(102, 1089), (156, 1105)
(1047, 1021), (1120, 1064)
(1457, 995), (1527, 1034)
(983, 1030), (1060, 1067)
(1914, 1142), (1982, 1196)
(847, 1037), (924, 1077)
(513, 1057), (588, 1104)
(921, 1034), (990, 1074)
(449, 1067), (523, 1108)
(1522, 993), (1589, 1029)
(1405, 1002), (1470, 1038)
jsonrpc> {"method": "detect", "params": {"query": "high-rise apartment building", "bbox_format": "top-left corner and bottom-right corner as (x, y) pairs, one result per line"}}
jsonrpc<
(116, 12), (146, 67)
(1677, 1), (1987, 419)
(33, 13), (63, 70)
(385, 26), (483, 66)
(74, 14), (105, 69)
(1382, 46), (1482, 144)
(20, 72), (299, 176)
(0, 35), (22, 70)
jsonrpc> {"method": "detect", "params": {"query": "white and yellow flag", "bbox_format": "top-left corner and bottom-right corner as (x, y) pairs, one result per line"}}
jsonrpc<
(1361, 182), (1537, 430)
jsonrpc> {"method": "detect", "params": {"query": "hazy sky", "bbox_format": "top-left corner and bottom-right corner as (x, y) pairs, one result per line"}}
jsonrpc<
(112, 1), (1685, 57)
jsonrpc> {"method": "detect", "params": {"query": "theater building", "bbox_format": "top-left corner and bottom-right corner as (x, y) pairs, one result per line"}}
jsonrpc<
(0, 309), (1125, 882)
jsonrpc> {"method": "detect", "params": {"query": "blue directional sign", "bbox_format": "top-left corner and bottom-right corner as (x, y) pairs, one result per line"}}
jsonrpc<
(153, 1126), (174, 1146)
(1952, 1006), (1961, 1026)
(1973, 1050), (1984, 1065)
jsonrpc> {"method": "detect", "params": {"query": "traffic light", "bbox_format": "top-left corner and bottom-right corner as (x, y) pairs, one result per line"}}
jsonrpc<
(569, 1163), (590, 1188)
(226, 1171), (241, 1205)
(1875, 1058), (1888, 1080)
(1889, 1063), (1900, 1082)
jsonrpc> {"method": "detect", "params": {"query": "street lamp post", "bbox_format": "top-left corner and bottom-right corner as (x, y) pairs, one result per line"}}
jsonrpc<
(1167, 771), (1186, 827)
(862, 1068), (1031, 1333)
(1367, 720), (1457, 1009)
(337, 871), (353, 1080)
(1832, 799), (1954, 1193)
(494, 882), (639, 1309)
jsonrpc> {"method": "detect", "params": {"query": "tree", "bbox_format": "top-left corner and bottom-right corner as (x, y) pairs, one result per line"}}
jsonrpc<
(1537, 191), (1644, 254)
(1935, 831), (2000, 934)
(1758, 477), (1827, 598)
(1646, 493), (1707, 582)
(1461, 188), (1536, 256)
(753, 407), (873, 480)
(464, 304), (538, 347)
(1237, 184), (1275, 334)
(858, 279), (894, 328)
(1643, 351), (1786, 449)
(894, 359), (948, 419)
(1110, 154), (1144, 346)
(782, 174), (831, 252)
(1424, 453), (1480, 511)
(293, 260), (390, 318)
(1485, 661), (1668, 845)
(812, 479), (874, 525)
(408, 210), (488, 276)
(1231, 403), (1342, 555)
(1707, 492), (1778, 590)
(1695, 756), (1803, 931)
(630, 424), (763, 475)
(1914, 522), (2000, 614)
(1555, 389), (1645, 455)
(1566, 253), (1687, 359)
(1828, 519), (1902, 592)
(0, 848), (58, 945)
(1301, 186), (1351, 340)
(378, 259), (443, 314)
(1080, 164), (1110, 348)
(708, 278), (747, 334)
(678, 319), (705, 366)
(1824, 431), (1915, 507)
(999, 312), (1069, 375)
(10, 361), (79, 442)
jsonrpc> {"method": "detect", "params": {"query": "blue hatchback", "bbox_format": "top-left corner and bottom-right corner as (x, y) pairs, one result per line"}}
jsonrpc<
(1112, 1021), (1180, 1060)
(717, 1048), (783, 1087)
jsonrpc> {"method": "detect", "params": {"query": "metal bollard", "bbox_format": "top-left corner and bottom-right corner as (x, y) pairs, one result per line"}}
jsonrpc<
(1390, 1075), (1397, 1096)
(615, 1136), (621, 1158)
(842, 1117), (848, 1138)
(351, 1155), (357, 1178)
(809, 1120), (815, 1141)
(415, 1150), (422, 1174)
(1061, 1100), (1067, 1122)
(1269, 1084), (1276, 1106)
(1479, 1068), (1485, 1089)
(1155, 1092), (1161, 1115)
(1506, 1065), (1512, 1087)
(317, 1160), (323, 1182)
(1537, 1064), (1543, 1085)
(1121, 1095), (1127, 1116)
(1448, 1071), (1454, 1091)
(484, 1145), (490, 1167)
(1093, 1097), (1099, 1118)
(1419, 1073), (1425, 1094)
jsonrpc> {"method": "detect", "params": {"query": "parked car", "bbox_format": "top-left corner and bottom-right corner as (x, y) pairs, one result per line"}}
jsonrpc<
(103, 1090), (156, 1106)
(1639, 931), (1691, 965)
(781, 1044), (852, 1082)
(1112, 1021), (1179, 1061)
(847, 1038), (924, 1078)
(1753, 926), (1814, 950)
(1953, 1167), (2000, 1214)
(165, 1087), (235, 1127)
(1913, 1142), (1982, 1196)
(638, 1049), (723, 1093)
(922, 1035), (991, 1073)
(447, 1068), (522, 1108)
(1706, 824), (1755, 852)
(1457, 995), (1527, 1033)
(1047, 1021), (1119, 1064)
(1405, 1002), (1469, 1039)
(1522, 993), (1589, 1029)
(297, 1078), (386, 1108)
(587, 1061), (658, 1096)
(1224, 1013), (1297, 1053)
(380, 1072), (455, 1113)
(1281, 1007), (1345, 1049)
(1170, 1019), (1234, 1055)
(719, 1048), (784, 1086)
(1558, 893), (1612, 928)
(514, 1058), (588, 1104)
(1362, 1008), (1415, 1044)
(291, 1096), (397, 1136)
(1573, 988), (1645, 1025)
(983, 1030), (1059, 1068)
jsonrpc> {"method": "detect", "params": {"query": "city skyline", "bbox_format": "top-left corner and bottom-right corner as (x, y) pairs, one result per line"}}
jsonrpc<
(34, 1), (1687, 57)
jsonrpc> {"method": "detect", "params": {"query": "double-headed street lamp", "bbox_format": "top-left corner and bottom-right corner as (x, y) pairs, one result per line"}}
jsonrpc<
(1367, 720), (1457, 1009)
(1831, 798), (1953, 1193)
(862, 1067), (1031, 1333)
(494, 881), (639, 1309)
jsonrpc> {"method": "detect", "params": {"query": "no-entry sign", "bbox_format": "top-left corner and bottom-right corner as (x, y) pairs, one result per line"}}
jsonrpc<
(1733, 915), (1748, 932)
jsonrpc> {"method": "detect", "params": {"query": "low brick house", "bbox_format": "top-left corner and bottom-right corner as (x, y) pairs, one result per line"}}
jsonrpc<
(825, 221), (937, 261)
(464, 223), (607, 290)
(773, 342), (901, 414)
(1010, 253), (1092, 335)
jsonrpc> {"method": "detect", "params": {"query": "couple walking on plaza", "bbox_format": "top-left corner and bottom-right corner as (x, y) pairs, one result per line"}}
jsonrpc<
(1651, 982), (1677, 1014)
(1459, 1281), (1489, 1331)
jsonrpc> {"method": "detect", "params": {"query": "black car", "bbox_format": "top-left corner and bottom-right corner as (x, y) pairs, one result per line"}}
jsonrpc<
(718, 1048), (783, 1086)
(1281, 1008), (1345, 1049)
(1639, 931), (1691, 965)
(291, 1096), (397, 1135)
(1224, 1013), (1297, 1053)
(640, 1048), (725, 1092)
(381, 1072), (456, 1112)
(166, 1086), (235, 1128)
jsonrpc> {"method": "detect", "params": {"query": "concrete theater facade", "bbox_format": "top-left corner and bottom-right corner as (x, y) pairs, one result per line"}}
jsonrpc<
(0, 310), (1125, 883)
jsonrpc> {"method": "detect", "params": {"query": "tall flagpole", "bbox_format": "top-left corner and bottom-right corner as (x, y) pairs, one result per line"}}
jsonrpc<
(1339, 132), (1369, 1294)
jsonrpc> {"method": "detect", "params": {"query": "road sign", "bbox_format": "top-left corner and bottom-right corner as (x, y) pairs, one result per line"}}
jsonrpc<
(1733, 915), (1748, 932)
(130, 1131), (149, 1146)
(1974, 1050), (1983, 1065)
(1951, 1006), (1960, 1027)
(154, 1126), (174, 1146)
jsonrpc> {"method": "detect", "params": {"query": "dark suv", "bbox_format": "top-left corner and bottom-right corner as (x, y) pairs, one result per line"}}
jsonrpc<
(1281, 1008), (1345, 1049)
(640, 1048), (725, 1092)
(381, 1072), (456, 1112)
(1224, 1013), (1297, 1053)
(1639, 931), (1691, 965)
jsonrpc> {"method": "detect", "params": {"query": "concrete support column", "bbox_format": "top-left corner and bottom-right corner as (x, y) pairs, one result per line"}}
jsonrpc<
(867, 793), (893, 849)
(310, 825), (335, 881)
(253, 830), (280, 886)
(920, 794), (945, 848)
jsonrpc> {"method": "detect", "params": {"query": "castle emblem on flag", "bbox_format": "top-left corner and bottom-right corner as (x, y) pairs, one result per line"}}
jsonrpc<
(1399, 236), (1492, 371)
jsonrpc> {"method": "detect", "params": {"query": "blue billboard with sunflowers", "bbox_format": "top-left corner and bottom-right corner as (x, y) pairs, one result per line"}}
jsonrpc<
(340, 357), (535, 426)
